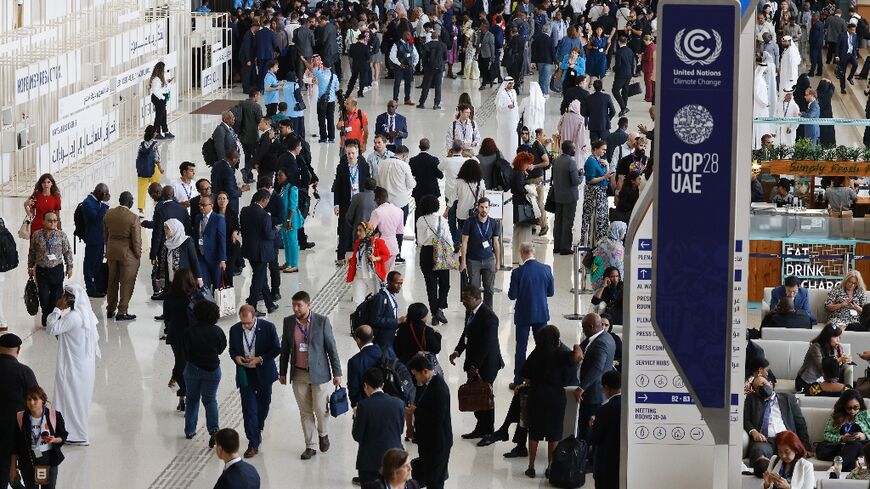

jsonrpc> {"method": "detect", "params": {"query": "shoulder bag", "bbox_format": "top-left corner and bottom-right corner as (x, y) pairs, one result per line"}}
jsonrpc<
(458, 367), (495, 412)
(17, 216), (31, 240)
(426, 217), (459, 271)
(317, 74), (335, 113)
(408, 325), (443, 376)
(214, 272), (236, 318)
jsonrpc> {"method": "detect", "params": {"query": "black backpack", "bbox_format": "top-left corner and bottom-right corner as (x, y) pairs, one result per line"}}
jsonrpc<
(0, 218), (19, 272)
(548, 435), (589, 488)
(73, 200), (87, 241)
(350, 292), (375, 335)
(491, 156), (513, 191)
(378, 348), (416, 406)
(202, 138), (219, 167)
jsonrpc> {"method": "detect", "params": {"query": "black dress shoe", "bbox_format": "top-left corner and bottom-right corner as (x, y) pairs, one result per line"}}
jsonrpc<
(302, 242), (316, 249)
(478, 430), (508, 446)
(416, 103), (425, 108)
(524, 468), (536, 478)
(176, 398), (185, 411)
(842, 89), (848, 94)
(352, 477), (361, 485)
(435, 309), (448, 324)
(433, 105), (441, 109)
(209, 431), (218, 448)
(508, 382), (518, 390)
(395, 256), (406, 263)
(267, 304), (280, 314)
(154, 314), (165, 321)
(559, 250), (573, 255)
(151, 292), (165, 300)
(254, 310), (267, 318)
(272, 292), (282, 301)
(461, 430), (486, 439)
(116, 313), (137, 321)
(107, 311), (115, 319)
(88, 292), (106, 298)
(505, 445), (529, 458)
(849, 77), (855, 85)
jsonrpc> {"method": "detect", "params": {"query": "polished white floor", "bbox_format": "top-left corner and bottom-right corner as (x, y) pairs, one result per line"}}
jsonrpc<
(3, 58), (857, 489)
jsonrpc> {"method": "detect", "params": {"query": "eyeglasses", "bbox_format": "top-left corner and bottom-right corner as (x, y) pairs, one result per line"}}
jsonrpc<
(847, 404), (861, 411)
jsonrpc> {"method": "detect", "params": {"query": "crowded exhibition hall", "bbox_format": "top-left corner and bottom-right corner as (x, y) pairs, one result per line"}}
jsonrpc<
(7, 0), (870, 487)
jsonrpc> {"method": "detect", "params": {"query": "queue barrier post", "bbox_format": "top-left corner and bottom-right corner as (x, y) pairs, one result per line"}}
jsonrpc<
(565, 243), (588, 320)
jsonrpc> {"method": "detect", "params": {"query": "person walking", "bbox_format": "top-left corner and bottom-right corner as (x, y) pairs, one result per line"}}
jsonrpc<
(80, 183), (110, 297)
(28, 212), (73, 327)
(239, 90), (264, 183)
(277, 169), (302, 273)
(585, 80), (618, 142)
(507, 243), (554, 388)
(229, 304), (280, 458)
(368, 188), (405, 272)
(475, 23), (496, 89)
(612, 36), (633, 116)
(25, 173), (62, 237)
(459, 198), (501, 309)
(164, 269), (196, 411)
(133, 126), (163, 214)
(407, 354), (453, 489)
(103, 191), (141, 321)
(352, 368), (406, 485)
(333, 140), (372, 265)
(450, 285), (504, 438)
(0, 333), (39, 489)
(301, 56), (339, 143)
(149, 61), (173, 139)
(212, 428), (261, 489)
(376, 146), (416, 264)
(240, 190), (279, 316)
(47, 283), (100, 445)
(279, 291), (343, 460)
(551, 141), (582, 255)
(837, 20), (859, 94)
(416, 195), (452, 325)
(182, 301), (227, 446)
(192, 195), (226, 291)
(172, 162), (199, 209)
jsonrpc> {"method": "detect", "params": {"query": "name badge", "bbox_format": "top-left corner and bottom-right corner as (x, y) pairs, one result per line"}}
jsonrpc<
(351, 184), (359, 193)
(851, 308), (859, 317)
(482, 240), (490, 249)
(32, 447), (42, 459)
(198, 238), (204, 246)
(298, 342), (308, 352)
(46, 254), (57, 261)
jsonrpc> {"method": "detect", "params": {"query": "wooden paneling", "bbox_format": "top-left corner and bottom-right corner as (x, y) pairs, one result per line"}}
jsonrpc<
(750, 240), (782, 302)
(856, 243), (870, 283)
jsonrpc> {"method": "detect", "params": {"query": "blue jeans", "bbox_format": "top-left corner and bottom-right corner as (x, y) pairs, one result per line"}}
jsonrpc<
(514, 322), (546, 384)
(83, 242), (104, 293)
(239, 374), (273, 447)
(537, 63), (552, 96)
(184, 362), (222, 437)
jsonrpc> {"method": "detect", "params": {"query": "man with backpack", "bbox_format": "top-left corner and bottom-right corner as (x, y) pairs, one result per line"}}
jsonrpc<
(136, 126), (164, 213)
(76, 183), (110, 297)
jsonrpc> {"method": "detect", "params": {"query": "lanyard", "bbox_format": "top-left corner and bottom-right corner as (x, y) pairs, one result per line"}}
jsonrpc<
(243, 321), (257, 352)
(296, 318), (310, 342)
(476, 218), (490, 240)
(183, 182), (193, 200)
(31, 409), (45, 446)
(349, 165), (359, 184)
(844, 422), (854, 434)
(387, 292), (398, 317)
(459, 121), (468, 141)
(43, 230), (56, 254)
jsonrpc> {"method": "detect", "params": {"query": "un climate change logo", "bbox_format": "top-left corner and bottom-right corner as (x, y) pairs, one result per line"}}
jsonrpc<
(674, 28), (722, 66)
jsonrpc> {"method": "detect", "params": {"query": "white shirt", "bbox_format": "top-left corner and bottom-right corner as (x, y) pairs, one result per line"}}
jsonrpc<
(439, 155), (474, 203)
(453, 178), (487, 217)
(377, 157), (417, 209)
(224, 457), (243, 471)
(172, 179), (199, 203)
(150, 77), (169, 99)
(446, 119), (481, 150)
(765, 395), (788, 437)
(415, 213), (452, 245)
(584, 329), (605, 354)
(242, 321), (257, 359)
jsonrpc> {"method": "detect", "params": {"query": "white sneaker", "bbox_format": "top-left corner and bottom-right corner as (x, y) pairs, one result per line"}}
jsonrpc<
(363, 86), (371, 93)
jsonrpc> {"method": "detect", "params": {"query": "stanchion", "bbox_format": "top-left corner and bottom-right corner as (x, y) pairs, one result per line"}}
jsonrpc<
(564, 242), (585, 320)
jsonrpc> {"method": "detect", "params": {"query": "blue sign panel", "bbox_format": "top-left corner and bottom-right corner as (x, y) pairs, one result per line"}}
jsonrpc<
(653, 2), (738, 410)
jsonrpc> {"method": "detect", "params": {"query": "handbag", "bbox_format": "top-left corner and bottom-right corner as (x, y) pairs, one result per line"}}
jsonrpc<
(550, 68), (563, 93)
(17, 217), (31, 240)
(426, 217), (459, 271)
(214, 274), (236, 318)
(328, 385), (349, 417)
(544, 185), (556, 214)
(458, 368), (495, 412)
(317, 74), (335, 113)
(627, 81), (643, 98)
(408, 325), (444, 376)
(25, 277), (39, 316)
(855, 367), (870, 397)
(515, 198), (538, 225)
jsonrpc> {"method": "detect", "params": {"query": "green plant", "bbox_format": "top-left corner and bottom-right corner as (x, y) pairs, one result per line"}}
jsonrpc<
(846, 146), (863, 162)
(862, 146), (870, 162)
(776, 144), (793, 160)
(835, 145), (850, 161)
(792, 138), (814, 160)
(752, 148), (765, 162)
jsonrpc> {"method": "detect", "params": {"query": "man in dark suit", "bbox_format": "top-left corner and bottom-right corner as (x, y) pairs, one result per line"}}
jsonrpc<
(239, 23), (258, 94)
(584, 79), (618, 141)
(589, 370), (621, 489)
(254, 21), (278, 89)
(551, 141), (581, 255)
(150, 185), (191, 266)
(189, 178), (211, 224)
(838, 21), (859, 93)
(560, 74), (590, 115)
(331, 139), (371, 263)
(744, 376), (813, 475)
(418, 24), (448, 110)
(316, 17), (340, 79)
(211, 148), (249, 215)
(352, 368), (405, 485)
(239, 90), (264, 183)
(409, 138), (443, 221)
(612, 36), (635, 116)
(81, 183), (111, 297)
(240, 189), (278, 316)
(212, 111), (241, 162)
(213, 428), (260, 489)
(605, 118), (629, 163)
(375, 100), (410, 150)
(192, 195), (227, 291)
(292, 17), (315, 84)
(574, 313), (616, 441)
(367, 271), (403, 351)
(450, 285), (504, 438)
(769, 275), (818, 325)
(228, 305), (281, 458)
(348, 325), (384, 408)
(0, 334), (38, 489)
(507, 242), (554, 388)
(408, 354), (453, 489)
(256, 177), (284, 300)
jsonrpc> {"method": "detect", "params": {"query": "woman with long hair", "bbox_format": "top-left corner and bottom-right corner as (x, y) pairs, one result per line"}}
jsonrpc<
(586, 25), (608, 80)
(25, 173), (62, 236)
(416, 195), (452, 325)
(477, 138), (503, 190)
(346, 221), (391, 305)
(818, 390), (870, 472)
(164, 268), (197, 412)
(215, 192), (241, 285)
(760, 297), (813, 330)
(796, 324), (851, 392)
(149, 61), (173, 139)
(182, 301), (226, 445)
(580, 140), (612, 246)
(394, 303), (442, 365)
(450, 159), (486, 234)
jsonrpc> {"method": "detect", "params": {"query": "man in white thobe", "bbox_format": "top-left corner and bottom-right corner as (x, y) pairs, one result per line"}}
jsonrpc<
(762, 51), (778, 117)
(47, 283), (101, 444)
(776, 88), (802, 146)
(496, 77), (520, 161)
(754, 64), (772, 149)
(780, 35), (802, 93)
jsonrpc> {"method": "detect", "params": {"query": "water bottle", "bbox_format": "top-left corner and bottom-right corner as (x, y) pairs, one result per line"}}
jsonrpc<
(834, 455), (843, 476)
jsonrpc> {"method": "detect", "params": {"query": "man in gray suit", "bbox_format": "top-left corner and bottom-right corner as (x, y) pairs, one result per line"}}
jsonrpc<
(475, 22), (495, 89)
(212, 111), (240, 162)
(279, 291), (343, 460)
(293, 17), (315, 83)
(551, 140), (582, 255)
(574, 313), (616, 442)
(346, 178), (377, 231)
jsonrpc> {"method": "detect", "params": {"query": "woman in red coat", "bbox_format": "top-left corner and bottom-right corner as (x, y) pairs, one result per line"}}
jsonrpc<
(25, 173), (62, 236)
(346, 221), (391, 305)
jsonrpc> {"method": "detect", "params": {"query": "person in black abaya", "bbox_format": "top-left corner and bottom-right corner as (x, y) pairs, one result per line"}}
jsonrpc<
(817, 78), (836, 147)
(793, 74), (811, 141)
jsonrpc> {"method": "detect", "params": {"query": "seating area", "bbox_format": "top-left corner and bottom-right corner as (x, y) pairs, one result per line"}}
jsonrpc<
(761, 287), (831, 325)
(750, 340), (854, 393)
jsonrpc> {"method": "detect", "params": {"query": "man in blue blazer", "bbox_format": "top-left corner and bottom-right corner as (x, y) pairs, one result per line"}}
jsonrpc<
(612, 36), (635, 116)
(193, 195), (227, 291)
(352, 368), (405, 485)
(507, 242), (554, 388)
(228, 305), (280, 458)
(240, 190), (278, 316)
(150, 185), (191, 263)
(838, 21), (859, 93)
(769, 275), (817, 325)
(213, 428), (260, 489)
(348, 325), (385, 408)
(211, 148), (249, 215)
(374, 101), (409, 151)
(81, 183), (110, 296)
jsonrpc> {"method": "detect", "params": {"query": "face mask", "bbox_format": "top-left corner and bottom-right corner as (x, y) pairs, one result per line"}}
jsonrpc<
(758, 384), (774, 399)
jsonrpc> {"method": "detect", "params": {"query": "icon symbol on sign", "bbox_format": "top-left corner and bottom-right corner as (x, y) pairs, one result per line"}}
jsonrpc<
(635, 426), (649, 440)
(673, 104), (714, 145)
(672, 427), (686, 440)
(673, 376), (684, 388)
(653, 427), (667, 440)
(639, 239), (652, 251)
(636, 374), (649, 388)
(654, 375), (668, 388)
(690, 427), (704, 441)
(674, 28), (723, 66)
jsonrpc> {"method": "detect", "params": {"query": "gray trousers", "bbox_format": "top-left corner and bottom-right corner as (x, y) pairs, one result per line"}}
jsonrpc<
(467, 256), (496, 309)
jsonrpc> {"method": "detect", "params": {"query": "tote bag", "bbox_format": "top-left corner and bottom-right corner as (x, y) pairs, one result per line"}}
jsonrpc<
(215, 274), (236, 318)
(426, 217), (459, 271)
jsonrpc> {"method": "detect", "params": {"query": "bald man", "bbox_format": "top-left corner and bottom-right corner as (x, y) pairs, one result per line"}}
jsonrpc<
(574, 313), (616, 442)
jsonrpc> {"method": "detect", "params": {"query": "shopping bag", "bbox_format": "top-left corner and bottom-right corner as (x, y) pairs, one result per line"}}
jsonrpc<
(214, 275), (236, 318)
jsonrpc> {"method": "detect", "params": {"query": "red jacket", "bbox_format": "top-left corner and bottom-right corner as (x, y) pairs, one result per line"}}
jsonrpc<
(346, 237), (391, 283)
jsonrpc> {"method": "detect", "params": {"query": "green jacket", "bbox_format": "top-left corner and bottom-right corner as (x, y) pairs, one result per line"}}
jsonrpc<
(823, 409), (870, 443)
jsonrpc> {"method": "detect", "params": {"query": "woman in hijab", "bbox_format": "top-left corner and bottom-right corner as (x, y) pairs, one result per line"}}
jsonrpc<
(558, 99), (590, 163)
(345, 221), (391, 305)
(160, 218), (203, 289)
(47, 283), (101, 445)
(462, 16), (480, 80)
(590, 221), (627, 292)
(518, 82), (546, 142)
(817, 78), (836, 147)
